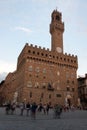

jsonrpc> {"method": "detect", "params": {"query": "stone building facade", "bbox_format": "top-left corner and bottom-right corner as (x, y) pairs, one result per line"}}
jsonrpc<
(0, 10), (78, 106)
(78, 74), (87, 107)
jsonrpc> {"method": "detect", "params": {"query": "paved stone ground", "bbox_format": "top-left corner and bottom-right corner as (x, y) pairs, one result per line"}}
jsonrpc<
(0, 107), (87, 130)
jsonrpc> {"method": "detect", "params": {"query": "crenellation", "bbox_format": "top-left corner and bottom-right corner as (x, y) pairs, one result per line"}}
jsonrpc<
(25, 43), (28, 46)
(43, 47), (45, 50)
(65, 53), (67, 56)
(64, 52), (77, 58)
(25, 43), (50, 53)
(35, 45), (37, 48)
(30, 44), (33, 47)
(47, 48), (49, 51)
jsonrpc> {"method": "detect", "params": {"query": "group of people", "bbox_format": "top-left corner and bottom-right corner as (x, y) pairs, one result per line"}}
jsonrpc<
(19, 102), (37, 119)
(5, 101), (80, 119)
(5, 101), (16, 115)
(19, 102), (51, 118)
(5, 101), (51, 119)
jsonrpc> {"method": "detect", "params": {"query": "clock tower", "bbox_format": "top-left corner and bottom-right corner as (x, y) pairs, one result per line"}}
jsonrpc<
(50, 9), (64, 53)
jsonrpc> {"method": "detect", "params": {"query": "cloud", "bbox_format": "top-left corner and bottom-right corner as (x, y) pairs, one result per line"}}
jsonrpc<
(76, 21), (87, 34)
(0, 60), (16, 82)
(14, 26), (32, 34)
(0, 72), (7, 82)
(32, 0), (48, 3)
(0, 60), (16, 73)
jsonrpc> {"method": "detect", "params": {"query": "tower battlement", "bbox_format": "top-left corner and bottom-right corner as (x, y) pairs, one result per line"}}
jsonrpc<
(17, 42), (78, 71)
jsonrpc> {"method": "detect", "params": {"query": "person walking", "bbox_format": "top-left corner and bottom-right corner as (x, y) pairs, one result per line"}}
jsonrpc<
(54, 104), (62, 119)
(31, 102), (37, 119)
(46, 103), (50, 115)
(5, 101), (11, 115)
(19, 102), (25, 116)
(43, 104), (46, 114)
(26, 102), (30, 116)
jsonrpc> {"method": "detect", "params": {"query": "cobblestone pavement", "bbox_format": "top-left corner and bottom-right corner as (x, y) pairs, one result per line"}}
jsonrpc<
(0, 107), (87, 130)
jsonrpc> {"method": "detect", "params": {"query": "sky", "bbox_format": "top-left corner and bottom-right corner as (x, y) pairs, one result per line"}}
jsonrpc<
(0, 0), (87, 82)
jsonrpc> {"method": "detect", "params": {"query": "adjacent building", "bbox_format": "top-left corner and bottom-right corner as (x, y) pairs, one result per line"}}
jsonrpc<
(0, 9), (78, 106)
(78, 74), (87, 107)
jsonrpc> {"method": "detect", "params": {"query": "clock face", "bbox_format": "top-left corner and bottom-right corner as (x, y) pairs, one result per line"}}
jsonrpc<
(56, 47), (62, 53)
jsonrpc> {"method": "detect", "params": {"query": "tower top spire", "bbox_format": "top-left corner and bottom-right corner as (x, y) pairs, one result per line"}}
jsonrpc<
(56, 6), (58, 11)
(51, 9), (61, 17)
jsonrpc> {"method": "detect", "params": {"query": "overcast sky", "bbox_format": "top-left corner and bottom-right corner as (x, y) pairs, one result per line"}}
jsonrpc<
(0, 0), (87, 82)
